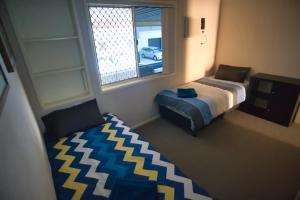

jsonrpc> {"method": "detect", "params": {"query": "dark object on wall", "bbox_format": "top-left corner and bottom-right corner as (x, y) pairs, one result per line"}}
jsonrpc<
(201, 18), (205, 30)
(42, 99), (106, 141)
(0, 17), (15, 73)
(215, 64), (251, 83)
(239, 73), (300, 126)
(0, 62), (9, 115)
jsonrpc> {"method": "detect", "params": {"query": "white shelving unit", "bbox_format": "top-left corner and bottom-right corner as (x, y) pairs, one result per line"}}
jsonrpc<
(6, 0), (91, 110)
(32, 65), (85, 77)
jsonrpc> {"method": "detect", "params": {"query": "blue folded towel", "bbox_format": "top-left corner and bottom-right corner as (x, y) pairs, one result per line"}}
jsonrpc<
(110, 179), (157, 200)
(177, 88), (198, 98)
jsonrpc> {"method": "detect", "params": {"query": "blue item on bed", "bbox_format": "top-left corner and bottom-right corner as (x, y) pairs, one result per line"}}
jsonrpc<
(177, 88), (198, 98)
(46, 113), (212, 200)
(110, 179), (157, 200)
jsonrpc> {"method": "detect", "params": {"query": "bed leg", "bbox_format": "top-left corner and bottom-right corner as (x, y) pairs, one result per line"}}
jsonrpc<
(220, 113), (225, 119)
(191, 131), (197, 137)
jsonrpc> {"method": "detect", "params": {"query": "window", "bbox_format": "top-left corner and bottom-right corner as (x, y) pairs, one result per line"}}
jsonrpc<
(135, 7), (163, 77)
(88, 6), (163, 85)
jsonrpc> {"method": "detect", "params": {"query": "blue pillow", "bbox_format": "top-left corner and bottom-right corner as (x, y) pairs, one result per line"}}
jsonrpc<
(177, 88), (198, 98)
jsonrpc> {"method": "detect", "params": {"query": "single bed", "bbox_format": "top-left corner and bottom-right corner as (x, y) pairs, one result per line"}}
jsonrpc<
(155, 77), (248, 133)
(46, 113), (212, 200)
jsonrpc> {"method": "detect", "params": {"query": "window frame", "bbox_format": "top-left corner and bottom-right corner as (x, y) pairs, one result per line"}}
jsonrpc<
(86, 4), (167, 88)
(88, 6), (140, 85)
(84, 2), (173, 89)
(71, 0), (175, 95)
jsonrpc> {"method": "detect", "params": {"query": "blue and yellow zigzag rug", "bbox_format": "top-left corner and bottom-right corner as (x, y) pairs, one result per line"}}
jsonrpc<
(46, 113), (211, 200)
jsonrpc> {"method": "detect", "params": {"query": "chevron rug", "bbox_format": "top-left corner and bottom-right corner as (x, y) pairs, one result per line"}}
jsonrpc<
(46, 114), (211, 200)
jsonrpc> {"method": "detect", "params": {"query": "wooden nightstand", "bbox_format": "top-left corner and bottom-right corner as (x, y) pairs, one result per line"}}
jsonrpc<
(240, 73), (300, 126)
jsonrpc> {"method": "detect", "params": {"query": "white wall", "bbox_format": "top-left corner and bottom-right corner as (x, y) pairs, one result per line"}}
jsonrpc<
(181, 0), (221, 82)
(215, 0), (300, 79)
(0, 55), (56, 200)
(98, 75), (180, 127)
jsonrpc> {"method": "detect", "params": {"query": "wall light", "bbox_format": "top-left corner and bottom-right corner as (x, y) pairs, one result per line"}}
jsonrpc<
(200, 18), (207, 45)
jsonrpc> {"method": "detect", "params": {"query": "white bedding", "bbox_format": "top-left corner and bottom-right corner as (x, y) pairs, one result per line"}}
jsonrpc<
(172, 77), (246, 117)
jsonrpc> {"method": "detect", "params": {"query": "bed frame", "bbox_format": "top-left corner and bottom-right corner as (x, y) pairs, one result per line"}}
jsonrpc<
(159, 105), (225, 136)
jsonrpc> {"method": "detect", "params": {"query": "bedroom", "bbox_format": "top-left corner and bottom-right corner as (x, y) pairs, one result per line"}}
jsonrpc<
(0, 0), (300, 200)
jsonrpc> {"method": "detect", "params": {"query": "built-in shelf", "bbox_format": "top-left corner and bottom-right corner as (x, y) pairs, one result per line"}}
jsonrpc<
(251, 90), (272, 100)
(32, 65), (85, 77)
(42, 91), (91, 110)
(8, 0), (91, 112)
(22, 36), (79, 43)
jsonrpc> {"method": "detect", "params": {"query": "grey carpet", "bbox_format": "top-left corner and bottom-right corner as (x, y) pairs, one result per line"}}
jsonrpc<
(136, 110), (300, 200)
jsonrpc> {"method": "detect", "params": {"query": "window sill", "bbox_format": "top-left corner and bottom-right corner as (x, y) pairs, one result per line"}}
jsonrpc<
(100, 72), (176, 94)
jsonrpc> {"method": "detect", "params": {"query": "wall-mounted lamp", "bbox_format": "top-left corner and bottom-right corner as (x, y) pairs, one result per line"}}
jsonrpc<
(200, 18), (207, 45)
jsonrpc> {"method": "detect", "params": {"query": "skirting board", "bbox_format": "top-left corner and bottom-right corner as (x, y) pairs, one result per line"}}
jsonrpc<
(131, 115), (160, 130)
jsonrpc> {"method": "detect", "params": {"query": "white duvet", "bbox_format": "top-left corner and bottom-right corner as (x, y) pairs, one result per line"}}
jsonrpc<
(173, 78), (246, 118)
